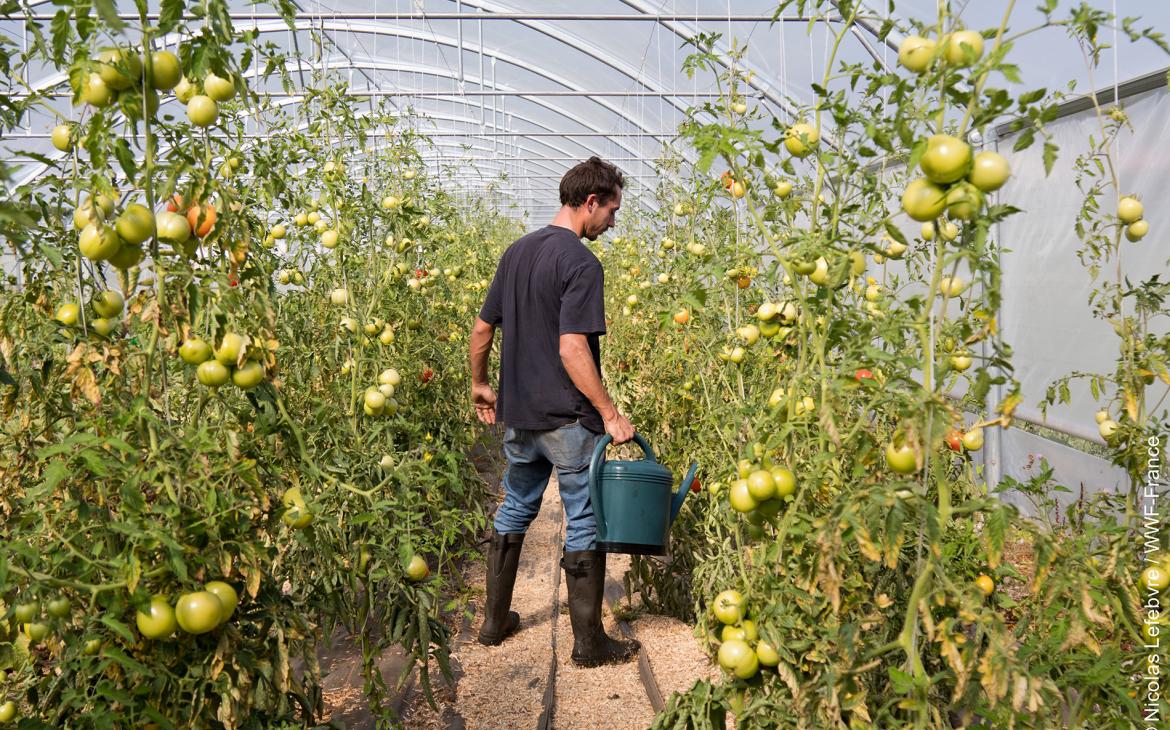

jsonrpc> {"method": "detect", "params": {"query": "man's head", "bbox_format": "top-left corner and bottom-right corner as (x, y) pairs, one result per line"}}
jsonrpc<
(559, 156), (623, 240)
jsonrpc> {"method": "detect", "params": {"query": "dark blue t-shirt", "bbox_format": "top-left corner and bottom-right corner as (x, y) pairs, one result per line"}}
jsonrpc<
(479, 225), (606, 433)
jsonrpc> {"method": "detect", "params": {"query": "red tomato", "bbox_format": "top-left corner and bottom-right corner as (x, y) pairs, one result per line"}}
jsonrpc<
(945, 429), (963, 452)
(166, 193), (185, 212)
(420, 368), (434, 384)
(690, 477), (702, 493)
(415, 268), (427, 278)
(855, 368), (874, 381)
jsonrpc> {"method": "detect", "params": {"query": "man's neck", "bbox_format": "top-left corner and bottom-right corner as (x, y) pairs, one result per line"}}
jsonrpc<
(550, 205), (585, 238)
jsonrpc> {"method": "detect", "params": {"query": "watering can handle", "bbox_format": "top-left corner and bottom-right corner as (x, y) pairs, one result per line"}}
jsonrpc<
(588, 433), (657, 544)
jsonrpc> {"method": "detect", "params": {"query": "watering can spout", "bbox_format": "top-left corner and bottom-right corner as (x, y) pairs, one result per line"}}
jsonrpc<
(671, 462), (700, 522)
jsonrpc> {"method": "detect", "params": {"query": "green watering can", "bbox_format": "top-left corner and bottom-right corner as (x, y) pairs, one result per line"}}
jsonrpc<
(588, 433), (698, 555)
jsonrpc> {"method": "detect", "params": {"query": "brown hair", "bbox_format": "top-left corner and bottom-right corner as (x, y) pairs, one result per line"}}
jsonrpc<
(559, 156), (624, 207)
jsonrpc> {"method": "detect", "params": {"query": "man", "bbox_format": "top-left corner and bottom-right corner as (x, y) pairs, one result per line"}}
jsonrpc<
(468, 156), (639, 667)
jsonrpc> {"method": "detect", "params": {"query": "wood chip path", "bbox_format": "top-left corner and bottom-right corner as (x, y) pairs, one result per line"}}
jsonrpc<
(397, 472), (714, 730)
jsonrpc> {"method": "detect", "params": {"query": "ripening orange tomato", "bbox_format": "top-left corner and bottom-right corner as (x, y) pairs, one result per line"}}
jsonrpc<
(187, 203), (217, 238)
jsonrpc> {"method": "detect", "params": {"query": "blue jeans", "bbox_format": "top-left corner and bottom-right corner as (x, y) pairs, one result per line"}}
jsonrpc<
(494, 421), (603, 552)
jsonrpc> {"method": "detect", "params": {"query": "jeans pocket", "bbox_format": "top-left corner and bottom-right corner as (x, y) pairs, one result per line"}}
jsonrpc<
(543, 423), (597, 471)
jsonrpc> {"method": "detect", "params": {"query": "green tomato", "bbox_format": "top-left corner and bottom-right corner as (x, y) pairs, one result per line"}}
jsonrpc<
(897, 35), (936, 73)
(175, 591), (223, 634)
(97, 47), (142, 90)
(967, 151), (1011, 192)
(728, 479), (758, 513)
(203, 73), (236, 102)
(1126, 219), (1150, 242)
(770, 466), (796, 498)
(12, 602), (39, 623)
(149, 50), (182, 90)
(196, 360), (230, 387)
(943, 30), (984, 67)
(739, 619), (759, 642)
(1141, 565), (1170, 593)
(91, 289), (124, 318)
(721, 625), (746, 642)
(90, 317), (117, 338)
(179, 338), (213, 365)
(717, 638), (759, 678)
(203, 581), (238, 624)
(901, 178), (947, 222)
(886, 441), (918, 474)
(745, 470), (776, 502)
(1118, 196), (1144, 224)
(712, 590), (746, 625)
(80, 72), (115, 107)
(136, 596), (177, 639)
(55, 302), (80, 326)
(755, 639), (780, 666)
(405, 554), (430, 581)
(186, 95), (218, 127)
(51, 123), (74, 152)
(215, 332), (244, 366)
(919, 134), (972, 184)
(156, 210), (191, 245)
(46, 597), (71, 618)
(282, 487), (313, 528)
(107, 243), (144, 270)
(231, 361), (265, 390)
(961, 428), (985, 451)
(115, 203), (155, 246)
(78, 222), (122, 261)
(174, 76), (197, 103)
(784, 122), (819, 157)
(945, 182), (984, 221)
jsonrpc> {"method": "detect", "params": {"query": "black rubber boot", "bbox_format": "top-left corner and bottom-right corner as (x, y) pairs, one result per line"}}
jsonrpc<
(561, 549), (640, 667)
(477, 530), (525, 646)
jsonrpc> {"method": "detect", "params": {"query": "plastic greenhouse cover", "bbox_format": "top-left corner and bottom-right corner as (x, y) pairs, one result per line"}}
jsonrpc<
(4, 0), (1169, 199)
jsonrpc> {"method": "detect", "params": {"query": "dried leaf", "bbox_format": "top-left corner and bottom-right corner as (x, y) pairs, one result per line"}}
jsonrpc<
(73, 366), (101, 406)
(1081, 585), (1111, 628)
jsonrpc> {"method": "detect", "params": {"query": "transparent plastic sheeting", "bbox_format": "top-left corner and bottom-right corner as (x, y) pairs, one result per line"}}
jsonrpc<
(972, 426), (1134, 519)
(997, 86), (1170, 440)
(4, 0), (1170, 218)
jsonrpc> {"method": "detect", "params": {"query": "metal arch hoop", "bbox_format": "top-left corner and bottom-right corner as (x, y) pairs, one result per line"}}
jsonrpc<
(256, 75), (674, 169)
(258, 55), (686, 168)
(10, 54), (682, 191)
(244, 20), (694, 157)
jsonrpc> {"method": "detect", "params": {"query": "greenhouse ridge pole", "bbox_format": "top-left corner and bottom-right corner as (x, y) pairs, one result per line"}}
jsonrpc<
(22, 12), (821, 21)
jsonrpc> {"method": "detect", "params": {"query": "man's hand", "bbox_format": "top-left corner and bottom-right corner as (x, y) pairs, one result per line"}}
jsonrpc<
(472, 383), (498, 425)
(603, 410), (634, 444)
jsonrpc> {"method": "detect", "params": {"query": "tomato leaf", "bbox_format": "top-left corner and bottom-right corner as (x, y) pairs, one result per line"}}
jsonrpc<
(38, 460), (70, 497)
(110, 138), (137, 181)
(1042, 141), (1059, 176)
(99, 618), (138, 646)
(158, 0), (184, 34)
(91, 0), (125, 33)
(906, 137), (927, 172)
(883, 220), (909, 247)
(49, 10), (72, 65)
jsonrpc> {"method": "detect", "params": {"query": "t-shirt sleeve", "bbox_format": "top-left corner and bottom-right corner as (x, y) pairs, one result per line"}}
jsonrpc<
(479, 257), (505, 326)
(559, 259), (606, 335)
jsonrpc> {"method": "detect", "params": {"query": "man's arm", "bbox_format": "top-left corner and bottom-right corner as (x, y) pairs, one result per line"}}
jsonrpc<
(470, 317), (498, 425)
(559, 333), (633, 443)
